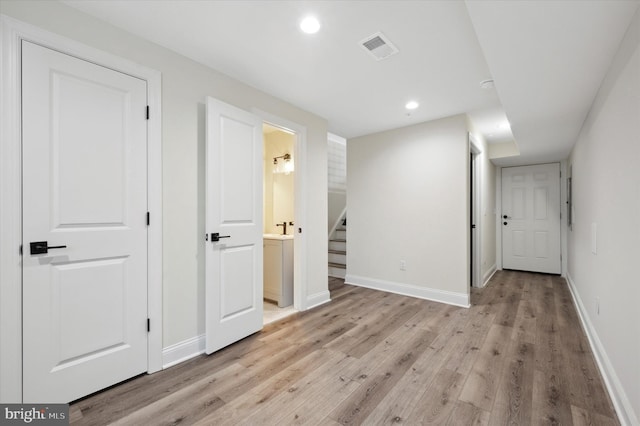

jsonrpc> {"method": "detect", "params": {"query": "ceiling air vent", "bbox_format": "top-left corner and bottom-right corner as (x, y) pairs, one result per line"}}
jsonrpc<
(359, 32), (399, 61)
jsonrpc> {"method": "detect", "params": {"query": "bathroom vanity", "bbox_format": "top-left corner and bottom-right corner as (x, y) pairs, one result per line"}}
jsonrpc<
(263, 234), (294, 307)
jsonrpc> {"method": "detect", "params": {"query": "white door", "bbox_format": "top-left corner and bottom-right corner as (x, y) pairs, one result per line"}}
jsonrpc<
(205, 97), (263, 354)
(502, 163), (561, 274)
(22, 41), (148, 403)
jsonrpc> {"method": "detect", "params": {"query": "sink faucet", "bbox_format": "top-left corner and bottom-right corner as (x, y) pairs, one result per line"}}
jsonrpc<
(276, 222), (287, 235)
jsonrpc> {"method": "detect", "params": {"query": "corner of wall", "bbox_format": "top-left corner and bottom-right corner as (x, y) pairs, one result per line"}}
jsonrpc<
(345, 274), (470, 308)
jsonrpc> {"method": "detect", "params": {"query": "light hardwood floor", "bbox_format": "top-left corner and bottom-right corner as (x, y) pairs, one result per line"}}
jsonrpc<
(70, 270), (618, 425)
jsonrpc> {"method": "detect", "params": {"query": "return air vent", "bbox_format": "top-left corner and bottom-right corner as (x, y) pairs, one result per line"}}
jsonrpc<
(359, 32), (399, 61)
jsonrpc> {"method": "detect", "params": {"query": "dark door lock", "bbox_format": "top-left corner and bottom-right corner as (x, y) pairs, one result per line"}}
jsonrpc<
(503, 222), (508, 226)
(30, 241), (67, 255)
(211, 232), (231, 242)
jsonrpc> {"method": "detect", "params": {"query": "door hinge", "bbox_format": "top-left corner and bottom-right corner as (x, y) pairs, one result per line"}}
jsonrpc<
(147, 318), (151, 332)
(146, 106), (150, 120)
(147, 212), (150, 226)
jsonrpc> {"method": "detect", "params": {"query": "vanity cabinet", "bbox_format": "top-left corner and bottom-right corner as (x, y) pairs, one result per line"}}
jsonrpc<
(263, 236), (293, 307)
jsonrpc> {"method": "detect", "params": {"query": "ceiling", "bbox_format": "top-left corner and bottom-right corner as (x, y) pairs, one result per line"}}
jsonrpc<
(63, 0), (639, 166)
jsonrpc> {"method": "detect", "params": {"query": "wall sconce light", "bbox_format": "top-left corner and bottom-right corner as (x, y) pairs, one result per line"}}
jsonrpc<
(273, 153), (294, 174)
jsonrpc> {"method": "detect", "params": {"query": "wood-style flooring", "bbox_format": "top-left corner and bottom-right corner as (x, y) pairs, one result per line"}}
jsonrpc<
(70, 270), (618, 425)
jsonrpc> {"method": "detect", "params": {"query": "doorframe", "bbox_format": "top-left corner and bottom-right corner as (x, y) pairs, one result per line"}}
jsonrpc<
(0, 15), (163, 402)
(496, 167), (503, 271)
(499, 162), (563, 275)
(252, 109), (308, 311)
(469, 134), (482, 288)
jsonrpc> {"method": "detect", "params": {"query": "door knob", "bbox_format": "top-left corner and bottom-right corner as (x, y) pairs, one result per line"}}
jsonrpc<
(211, 232), (231, 242)
(30, 241), (67, 255)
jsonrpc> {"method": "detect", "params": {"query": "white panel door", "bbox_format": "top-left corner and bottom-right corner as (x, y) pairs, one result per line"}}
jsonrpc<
(205, 97), (263, 354)
(502, 163), (561, 274)
(22, 41), (148, 403)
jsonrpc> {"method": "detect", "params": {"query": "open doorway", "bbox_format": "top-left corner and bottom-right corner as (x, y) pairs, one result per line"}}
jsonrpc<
(469, 135), (482, 288)
(262, 124), (297, 324)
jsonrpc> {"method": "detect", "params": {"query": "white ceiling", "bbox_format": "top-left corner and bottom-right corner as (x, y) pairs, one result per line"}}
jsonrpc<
(63, 0), (639, 166)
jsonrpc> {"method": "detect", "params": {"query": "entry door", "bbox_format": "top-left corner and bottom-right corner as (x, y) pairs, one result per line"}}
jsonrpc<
(22, 41), (148, 403)
(205, 97), (263, 354)
(502, 163), (561, 274)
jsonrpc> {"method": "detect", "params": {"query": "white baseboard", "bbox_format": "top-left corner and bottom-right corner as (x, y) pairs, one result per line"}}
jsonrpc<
(344, 274), (470, 308)
(162, 334), (205, 369)
(482, 264), (497, 288)
(306, 290), (331, 310)
(566, 274), (638, 426)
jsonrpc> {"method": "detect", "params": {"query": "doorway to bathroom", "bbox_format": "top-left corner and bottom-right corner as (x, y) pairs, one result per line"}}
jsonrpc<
(262, 124), (298, 324)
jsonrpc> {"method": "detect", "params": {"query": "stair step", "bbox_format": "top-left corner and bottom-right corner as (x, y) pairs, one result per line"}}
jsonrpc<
(328, 249), (346, 255)
(328, 262), (346, 269)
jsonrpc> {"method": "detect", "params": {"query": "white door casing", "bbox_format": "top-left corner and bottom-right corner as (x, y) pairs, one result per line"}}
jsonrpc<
(205, 97), (263, 354)
(22, 41), (149, 403)
(502, 163), (561, 274)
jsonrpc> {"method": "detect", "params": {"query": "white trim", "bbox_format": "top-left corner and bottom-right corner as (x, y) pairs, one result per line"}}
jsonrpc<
(560, 160), (568, 277)
(495, 166), (503, 271)
(482, 264), (497, 288)
(252, 109), (309, 311)
(0, 15), (163, 401)
(305, 291), (332, 310)
(469, 134), (482, 288)
(162, 335), (206, 369)
(0, 15), (23, 404)
(345, 274), (470, 308)
(566, 274), (638, 426)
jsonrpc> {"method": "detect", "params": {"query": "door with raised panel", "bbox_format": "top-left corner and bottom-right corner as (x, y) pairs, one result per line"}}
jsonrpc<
(205, 97), (263, 354)
(502, 163), (561, 274)
(22, 41), (148, 403)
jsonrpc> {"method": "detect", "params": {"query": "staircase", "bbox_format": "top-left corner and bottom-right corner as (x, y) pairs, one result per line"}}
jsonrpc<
(328, 217), (347, 278)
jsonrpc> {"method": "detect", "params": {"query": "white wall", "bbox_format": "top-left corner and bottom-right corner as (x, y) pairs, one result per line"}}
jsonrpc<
(346, 114), (470, 307)
(488, 140), (520, 159)
(1, 1), (328, 349)
(567, 8), (639, 424)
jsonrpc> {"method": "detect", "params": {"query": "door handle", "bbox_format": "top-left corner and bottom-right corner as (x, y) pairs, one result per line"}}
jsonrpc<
(30, 241), (67, 255)
(211, 233), (231, 242)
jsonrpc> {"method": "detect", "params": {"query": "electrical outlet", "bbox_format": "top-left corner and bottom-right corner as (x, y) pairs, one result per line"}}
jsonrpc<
(399, 260), (406, 271)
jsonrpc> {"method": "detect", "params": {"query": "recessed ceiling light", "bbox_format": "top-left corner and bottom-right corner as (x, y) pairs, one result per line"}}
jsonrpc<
(300, 16), (321, 34)
(480, 79), (495, 90)
(405, 101), (419, 110)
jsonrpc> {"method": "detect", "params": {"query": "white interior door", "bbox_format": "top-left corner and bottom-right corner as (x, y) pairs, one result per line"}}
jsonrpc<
(205, 97), (263, 354)
(22, 41), (148, 403)
(502, 163), (561, 274)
